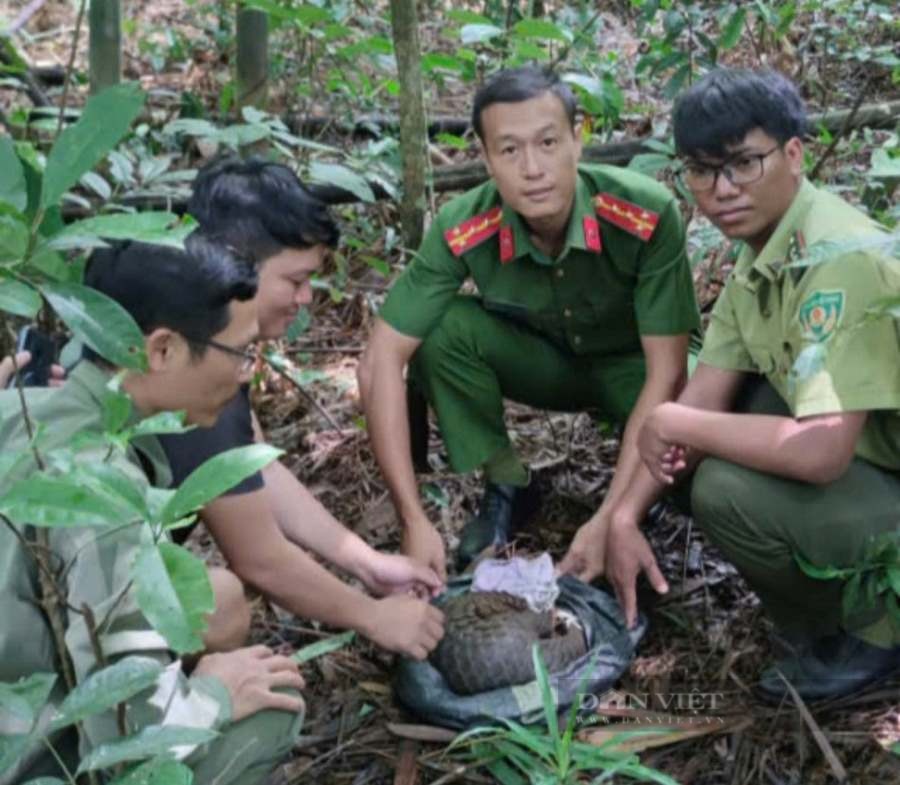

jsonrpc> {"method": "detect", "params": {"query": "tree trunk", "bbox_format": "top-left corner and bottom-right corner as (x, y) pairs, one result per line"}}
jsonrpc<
(88, 0), (121, 94)
(236, 5), (268, 110)
(389, 0), (428, 252)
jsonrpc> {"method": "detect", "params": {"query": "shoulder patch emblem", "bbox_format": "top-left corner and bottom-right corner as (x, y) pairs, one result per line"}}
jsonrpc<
(445, 206), (503, 257)
(798, 289), (845, 343)
(594, 193), (659, 241)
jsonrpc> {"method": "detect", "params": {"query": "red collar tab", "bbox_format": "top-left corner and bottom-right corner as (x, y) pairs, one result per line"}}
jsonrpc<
(582, 215), (602, 252)
(445, 206), (503, 257)
(594, 193), (659, 242)
(499, 225), (515, 263)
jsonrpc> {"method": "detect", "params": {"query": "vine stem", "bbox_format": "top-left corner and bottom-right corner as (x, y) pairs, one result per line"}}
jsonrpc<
(54, 0), (88, 142)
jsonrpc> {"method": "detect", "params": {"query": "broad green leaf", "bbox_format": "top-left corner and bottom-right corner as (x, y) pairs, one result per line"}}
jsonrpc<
(129, 411), (190, 438)
(869, 149), (900, 179)
(293, 631), (355, 664)
(513, 19), (571, 42)
(717, 7), (746, 50)
(0, 214), (29, 262)
(842, 571), (863, 616)
(51, 212), (190, 249)
(41, 84), (145, 209)
(628, 152), (673, 176)
(50, 657), (163, 732)
(72, 462), (150, 521)
(160, 444), (282, 525)
(0, 473), (125, 527)
(78, 725), (217, 773)
(0, 673), (56, 728)
(447, 10), (492, 25)
(22, 778), (67, 785)
(24, 247), (71, 282)
(888, 566), (900, 596)
(133, 543), (214, 654)
(284, 307), (311, 341)
(107, 758), (193, 785)
(102, 388), (134, 434)
(460, 23), (504, 45)
(0, 277), (41, 318)
(0, 136), (27, 212)
(41, 281), (147, 371)
(0, 735), (31, 779)
(308, 162), (374, 203)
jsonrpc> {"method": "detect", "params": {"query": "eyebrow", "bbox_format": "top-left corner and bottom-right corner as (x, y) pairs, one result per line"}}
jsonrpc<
(494, 124), (559, 144)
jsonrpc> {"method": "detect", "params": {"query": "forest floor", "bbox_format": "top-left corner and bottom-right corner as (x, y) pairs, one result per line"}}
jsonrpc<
(2, 1), (899, 783)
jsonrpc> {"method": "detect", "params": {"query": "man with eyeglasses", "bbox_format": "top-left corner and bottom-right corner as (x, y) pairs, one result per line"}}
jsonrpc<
(609, 68), (900, 702)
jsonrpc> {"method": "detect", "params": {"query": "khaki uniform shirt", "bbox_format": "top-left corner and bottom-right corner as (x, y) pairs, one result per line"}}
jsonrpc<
(380, 164), (700, 355)
(700, 178), (900, 470)
(0, 362), (230, 783)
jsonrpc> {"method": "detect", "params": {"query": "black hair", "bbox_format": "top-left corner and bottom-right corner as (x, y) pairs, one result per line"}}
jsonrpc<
(188, 156), (340, 265)
(82, 236), (258, 363)
(673, 68), (808, 159)
(472, 66), (577, 141)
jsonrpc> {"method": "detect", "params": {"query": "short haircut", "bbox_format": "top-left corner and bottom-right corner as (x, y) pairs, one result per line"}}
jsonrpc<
(472, 66), (577, 142)
(673, 68), (808, 159)
(188, 157), (340, 265)
(83, 236), (258, 363)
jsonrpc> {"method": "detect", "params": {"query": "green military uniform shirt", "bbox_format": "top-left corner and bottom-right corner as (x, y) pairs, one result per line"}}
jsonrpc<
(0, 362), (231, 784)
(700, 178), (900, 469)
(380, 164), (701, 355)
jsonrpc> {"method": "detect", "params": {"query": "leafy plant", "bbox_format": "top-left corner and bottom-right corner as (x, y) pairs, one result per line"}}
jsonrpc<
(449, 645), (679, 785)
(796, 531), (900, 625)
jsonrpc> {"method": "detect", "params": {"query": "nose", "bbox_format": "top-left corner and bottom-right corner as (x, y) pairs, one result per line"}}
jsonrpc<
(520, 146), (542, 179)
(296, 281), (313, 306)
(712, 169), (740, 199)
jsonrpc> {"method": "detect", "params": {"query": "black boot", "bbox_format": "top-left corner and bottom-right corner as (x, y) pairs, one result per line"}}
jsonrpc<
(456, 480), (541, 569)
(757, 632), (900, 703)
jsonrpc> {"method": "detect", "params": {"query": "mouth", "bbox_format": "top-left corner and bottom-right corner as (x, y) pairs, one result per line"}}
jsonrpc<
(714, 207), (752, 224)
(523, 186), (554, 202)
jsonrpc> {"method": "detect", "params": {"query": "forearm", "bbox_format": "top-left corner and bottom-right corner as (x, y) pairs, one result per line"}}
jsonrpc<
(665, 407), (855, 484)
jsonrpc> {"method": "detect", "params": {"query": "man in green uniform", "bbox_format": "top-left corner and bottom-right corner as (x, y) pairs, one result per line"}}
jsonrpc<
(357, 66), (700, 574)
(609, 68), (899, 701)
(0, 240), (305, 784)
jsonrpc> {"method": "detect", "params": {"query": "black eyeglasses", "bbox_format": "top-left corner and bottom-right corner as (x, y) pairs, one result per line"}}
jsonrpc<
(189, 337), (257, 374)
(679, 146), (780, 192)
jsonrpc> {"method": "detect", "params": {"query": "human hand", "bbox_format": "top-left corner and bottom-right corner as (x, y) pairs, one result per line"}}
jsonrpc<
(363, 594), (445, 660)
(638, 404), (688, 485)
(0, 351), (66, 389)
(557, 515), (609, 583)
(357, 551), (444, 599)
(194, 644), (305, 722)
(401, 518), (447, 584)
(605, 517), (668, 629)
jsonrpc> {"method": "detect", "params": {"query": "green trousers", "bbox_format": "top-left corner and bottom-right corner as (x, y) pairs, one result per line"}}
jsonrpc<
(690, 378), (900, 648)
(409, 296), (645, 473)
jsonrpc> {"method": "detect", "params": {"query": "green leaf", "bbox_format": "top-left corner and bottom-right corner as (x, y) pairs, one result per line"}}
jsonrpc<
(106, 758), (193, 785)
(41, 281), (147, 371)
(160, 444), (282, 525)
(869, 148), (900, 179)
(72, 462), (150, 521)
(0, 673), (56, 728)
(129, 411), (191, 438)
(51, 212), (190, 249)
(22, 778), (67, 785)
(888, 566), (900, 596)
(717, 7), (746, 50)
(447, 10), (492, 25)
(0, 277), (41, 318)
(513, 19), (570, 42)
(627, 152), (673, 177)
(308, 162), (374, 203)
(531, 645), (559, 743)
(460, 23), (504, 44)
(0, 136), (27, 212)
(843, 571), (863, 616)
(50, 657), (163, 732)
(133, 543), (214, 654)
(284, 307), (311, 341)
(78, 725), (218, 773)
(41, 84), (145, 209)
(795, 551), (853, 581)
(293, 631), (356, 664)
(102, 388), (134, 434)
(0, 473), (126, 527)
(0, 214), (30, 263)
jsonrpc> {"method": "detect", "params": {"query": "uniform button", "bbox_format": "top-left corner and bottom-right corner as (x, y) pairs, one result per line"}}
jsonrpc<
(556, 268), (565, 278)
(573, 335), (582, 345)
(563, 308), (572, 318)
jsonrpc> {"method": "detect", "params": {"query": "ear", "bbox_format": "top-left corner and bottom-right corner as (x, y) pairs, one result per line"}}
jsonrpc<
(784, 136), (804, 175)
(144, 328), (180, 372)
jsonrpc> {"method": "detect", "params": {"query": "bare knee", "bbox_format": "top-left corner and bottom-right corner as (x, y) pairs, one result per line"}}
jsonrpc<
(204, 567), (251, 652)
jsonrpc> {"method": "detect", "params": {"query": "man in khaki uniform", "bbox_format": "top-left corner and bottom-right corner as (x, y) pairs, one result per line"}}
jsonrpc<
(607, 68), (899, 701)
(357, 66), (699, 574)
(0, 240), (304, 784)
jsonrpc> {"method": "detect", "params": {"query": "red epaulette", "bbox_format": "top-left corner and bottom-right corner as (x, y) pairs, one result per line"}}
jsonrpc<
(594, 193), (659, 241)
(444, 206), (503, 257)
